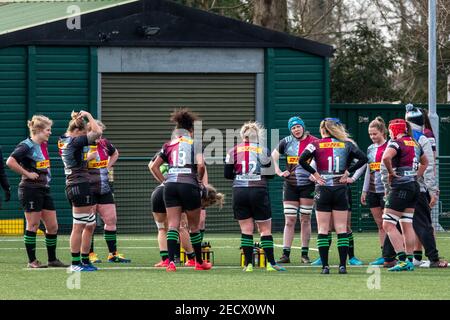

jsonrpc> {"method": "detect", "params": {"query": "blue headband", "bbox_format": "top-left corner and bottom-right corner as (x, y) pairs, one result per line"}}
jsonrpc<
(288, 117), (305, 132)
(323, 117), (342, 125)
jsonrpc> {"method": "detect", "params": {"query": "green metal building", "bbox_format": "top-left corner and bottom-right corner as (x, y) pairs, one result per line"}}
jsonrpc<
(1, 0), (333, 233)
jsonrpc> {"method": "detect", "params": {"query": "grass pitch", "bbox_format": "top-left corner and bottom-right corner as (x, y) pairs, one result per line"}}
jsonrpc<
(1, 233), (450, 300)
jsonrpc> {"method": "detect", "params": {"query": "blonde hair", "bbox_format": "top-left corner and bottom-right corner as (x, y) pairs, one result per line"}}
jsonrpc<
(320, 120), (355, 144)
(240, 121), (263, 143)
(67, 111), (86, 133)
(87, 120), (106, 131)
(201, 184), (225, 209)
(369, 116), (387, 138)
(27, 115), (53, 136)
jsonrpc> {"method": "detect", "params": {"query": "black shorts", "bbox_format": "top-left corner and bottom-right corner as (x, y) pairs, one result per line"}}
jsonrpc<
(283, 182), (315, 201)
(151, 185), (166, 214)
(92, 192), (115, 205)
(233, 187), (272, 221)
(66, 182), (93, 208)
(367, 192), (385, 209)
(347, 186), (353, 211)
(314, 185), (348, 212)
(18, 187), (55, 212)
(385, 182), (420, 212)
(164, 182), (201, 211)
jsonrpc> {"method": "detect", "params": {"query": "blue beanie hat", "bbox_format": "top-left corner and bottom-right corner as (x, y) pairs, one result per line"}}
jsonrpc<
(405, 103), (424, 127)
(288, 116), (305, 132)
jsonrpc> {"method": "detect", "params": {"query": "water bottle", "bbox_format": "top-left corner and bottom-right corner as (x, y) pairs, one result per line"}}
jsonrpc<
(253, 243), (259, 266)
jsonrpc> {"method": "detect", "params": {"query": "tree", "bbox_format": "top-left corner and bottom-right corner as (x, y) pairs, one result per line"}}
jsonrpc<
(288, 0), (346, 45)
(331, 23), (400, 103)
(372, 0), (450, 103)
(252, 0), (288, 32)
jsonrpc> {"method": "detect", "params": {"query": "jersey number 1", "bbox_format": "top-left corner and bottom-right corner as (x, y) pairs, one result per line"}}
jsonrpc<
(172, 150), (186, 167)
(327, 156), (340, 173)
(241, 161), (256, 174)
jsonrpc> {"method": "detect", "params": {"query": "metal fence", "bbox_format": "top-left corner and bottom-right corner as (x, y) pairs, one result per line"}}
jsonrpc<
(0, 156), (449, 235)
(111, 156), (450, 234)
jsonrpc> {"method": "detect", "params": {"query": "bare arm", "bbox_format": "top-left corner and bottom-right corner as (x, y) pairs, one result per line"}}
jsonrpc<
(196, 153), (205, 183)
(272, 149), (290, 177)
(201, 165), (209, 185)
(107, 149), (119, 169)
(6, 157), (38, 180)
(382, 148), (396, 175)
(149, 156), (165, 184)
(382, 148), (398, 185)
(79, 111), (102, 143)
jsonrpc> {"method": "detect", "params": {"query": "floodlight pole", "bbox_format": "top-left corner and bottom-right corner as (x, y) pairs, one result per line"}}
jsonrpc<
(428, 0), (439, 154)
(428, 0), (444, 231)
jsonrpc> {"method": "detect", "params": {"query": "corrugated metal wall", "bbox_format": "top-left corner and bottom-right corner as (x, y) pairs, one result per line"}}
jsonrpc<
(101, 73), (255, 157)
(265, 48), (328, 229)
(101, 73), (256, 233)
(0, 47), (27, 219)
(0, 46), (96, 230)
(1, 46), (331, 234)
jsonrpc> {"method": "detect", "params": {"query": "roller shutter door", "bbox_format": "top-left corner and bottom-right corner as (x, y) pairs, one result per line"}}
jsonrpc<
(101, 73), (256, 233)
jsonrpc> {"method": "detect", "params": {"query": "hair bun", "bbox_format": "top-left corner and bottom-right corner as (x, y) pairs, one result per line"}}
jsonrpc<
(375, 116), (385, 124)
(71, 110), (79, 120)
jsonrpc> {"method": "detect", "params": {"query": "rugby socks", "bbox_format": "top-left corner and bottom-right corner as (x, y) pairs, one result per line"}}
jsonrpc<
(407, 254), (414, 263)
(104, 230), (117, 254)
(24, 230), (37, 263)
(167, 229), (179, 262)
(241, 234), (253, 266)
(301, 247), (309, 257)
(45, 233), (57, 262)
(337, 233), (349, 267)
(187, 251), (196, 260)
(81, 253), (90, 265)
(397, 251), (406, 262)
(328, 232), (332, 246)
(282, 247), (291, 258)
(414, 250), (423, 261)
(160, 250), (169, 261)
(200, 229), (205, 242)
(190, 232), (203, 264)
(317, 234), (329, 267)
(348, 232), (355, 259)
(261, 235), (275, 265)
(72, 252), (81, 266)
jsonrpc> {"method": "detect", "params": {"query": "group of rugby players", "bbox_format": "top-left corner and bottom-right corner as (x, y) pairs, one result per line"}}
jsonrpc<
(1, 104), (447, 273)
